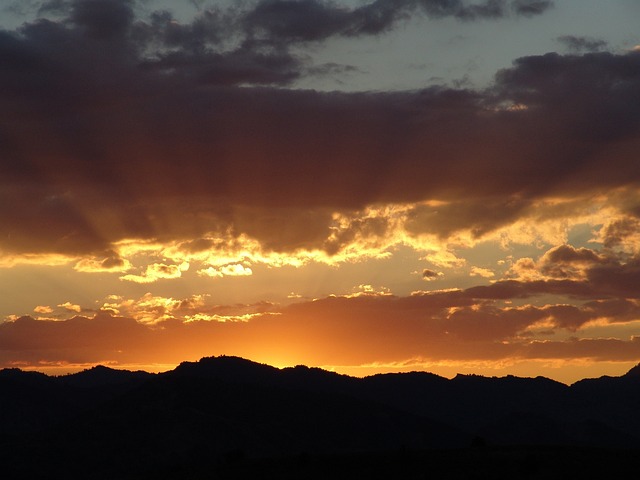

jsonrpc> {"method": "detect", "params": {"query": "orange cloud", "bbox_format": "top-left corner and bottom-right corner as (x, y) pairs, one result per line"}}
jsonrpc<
(74, 251), (132, 273)
(5, 282), (640, 376)
(198, 263), (253, 278)
(470, 267), (495, 278)
(120, 262), (189, 284)
(58, 302), (82, 313)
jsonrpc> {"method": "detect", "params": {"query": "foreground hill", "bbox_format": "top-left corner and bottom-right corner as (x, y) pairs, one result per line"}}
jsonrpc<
(1, 357), (640, 478)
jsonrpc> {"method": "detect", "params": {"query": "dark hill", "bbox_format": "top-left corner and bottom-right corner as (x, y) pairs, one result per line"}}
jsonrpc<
(171, 355), (280, 383)
(1, 357), (640, 479)
(57, 364), (153, 388)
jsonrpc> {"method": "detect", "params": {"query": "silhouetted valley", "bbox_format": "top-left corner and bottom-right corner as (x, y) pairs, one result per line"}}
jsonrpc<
(2, 357), (640, 479)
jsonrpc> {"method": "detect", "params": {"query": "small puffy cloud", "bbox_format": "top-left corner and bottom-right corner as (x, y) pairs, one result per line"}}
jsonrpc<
(221, 263), (253, 276)
(538, 244), (608, 280)
(422, 269), (443, 281)
(470, 266), (495, 278)
(346, 284), (392, 297)
(74, 251), (132, 273)
(511, 0), (554, 17)
(58, 302), (81, 313)
(599, 216), (640, 252)
(506, 244), (609, 282)
(34, 305), (53, 314)
(121, 262), (189, 284)
(198, 263), (253, 278)
(197, 268), (224, 278)
(101, 293), (276, 325)
(421, 250), (466, 269)
(506, 257), (540, 281)
(101, 292), (186, 324)
(557, 35), (607, 53)
(183, 312), (275, 323)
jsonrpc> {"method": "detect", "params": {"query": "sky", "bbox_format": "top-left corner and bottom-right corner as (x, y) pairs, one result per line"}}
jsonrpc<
(0, 0), (639, 384)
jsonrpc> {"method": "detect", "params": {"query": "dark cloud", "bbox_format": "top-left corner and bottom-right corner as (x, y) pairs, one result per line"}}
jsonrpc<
(583, 298), (640, 324)
(243, 0), (553, 44)
(230, 206), (334, 252)
(0, 2), (638, 256)
(70, 0), (134, 39)
(404, 196), (529, 238)
(306, 61), (360, 78)
(524, 337), (640, 362)
(38, 0), (69, 16)
(419, 0), (553, 20)
(243, 0), (353, 42)
(557, 35), (607, 53)
(537, 244), (610, 279)
(586, 257), (640, 299)
(0, 314), (155, 365)
(132, 7), (232, 50)
(441, 303), (544, 341)
(542, 245), (603, 264)
(463, 280), (597, 300)
(422, 268), (441, 279)
(507, 244), (640, 300)
(0, 186), (108, 254)
(180, 238), (215, 253)
(142, 44), (301, 85)
(601, 217), (640, 249)
(511, 0), (552, 17)
(454, 0), (505, 21)
(494, 51), (640, 141)
(100, 255), (126, 269)
(2, 0), (42, 17)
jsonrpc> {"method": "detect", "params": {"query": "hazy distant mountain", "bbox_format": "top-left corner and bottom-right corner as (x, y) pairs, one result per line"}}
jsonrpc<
(1, 356), (640, 479)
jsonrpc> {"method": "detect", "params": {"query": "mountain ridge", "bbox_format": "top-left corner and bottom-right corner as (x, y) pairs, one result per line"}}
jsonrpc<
(6, 355), (637, 386)
(2, 356), (640, 478)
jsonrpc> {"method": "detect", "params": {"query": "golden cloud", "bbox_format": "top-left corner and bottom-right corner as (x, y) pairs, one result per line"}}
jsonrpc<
(470, 267), (496, 278)
(34, 305), (53, 314)
(74, 251), (132, 273)
(198, 263), (253, 278)
(58, 302), (82, 313)
(120, 262), (189, 284)
(7, 190), (631, 291)
(0, 253), (75, 268)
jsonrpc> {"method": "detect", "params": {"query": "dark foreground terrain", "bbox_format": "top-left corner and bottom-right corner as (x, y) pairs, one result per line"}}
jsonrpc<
(141, 446), (640, 480)
(1, 356), (640, 479)
(7, 445), (635, 480)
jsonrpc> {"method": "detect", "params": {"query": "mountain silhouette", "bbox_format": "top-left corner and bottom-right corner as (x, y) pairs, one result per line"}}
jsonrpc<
(57, 364), (153, 388)
(1, 356), (640, 479)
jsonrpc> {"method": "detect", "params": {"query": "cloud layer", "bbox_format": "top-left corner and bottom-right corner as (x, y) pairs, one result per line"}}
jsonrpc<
(2, 0), (606, 261)
(4, 272), (640, 373)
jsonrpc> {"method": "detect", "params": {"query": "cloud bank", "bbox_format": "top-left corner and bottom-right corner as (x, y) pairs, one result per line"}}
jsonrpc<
(1, 3), (638, 258)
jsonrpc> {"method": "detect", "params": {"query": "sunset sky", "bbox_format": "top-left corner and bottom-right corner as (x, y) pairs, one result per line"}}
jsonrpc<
(1, 0), (640, 383)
